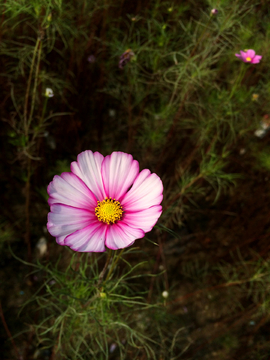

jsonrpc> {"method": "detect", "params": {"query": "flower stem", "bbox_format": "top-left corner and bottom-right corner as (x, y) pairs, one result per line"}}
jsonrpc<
(189, 17), (212, 59)
(25, 156), (32, 262)
(40, 96), (49, 125)
(28, 39), (42, 131)
(97, 249), (112, 287)
(23, 37), (42, 263)
(24, 37), (40, 136)
(229, 62), (246, 99)
(105, 248), (125, 282)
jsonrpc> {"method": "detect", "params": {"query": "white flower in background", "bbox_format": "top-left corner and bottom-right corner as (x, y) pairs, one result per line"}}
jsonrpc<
(109, 109), (116, 117)
(211, 9), (218, 15)
(109, 343), (117, 353)
(45, 88), (54, 98)
(254, 128), (266, 138)
(239, 148), (246, 155)
(162, 291), (169, 299)
(36, 237), (47, 257)
(254, 115), (270, 138)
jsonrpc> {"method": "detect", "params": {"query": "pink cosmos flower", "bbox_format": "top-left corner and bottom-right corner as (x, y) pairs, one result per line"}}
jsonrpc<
(235, 49), (262, 64)
(47, 151), (163, 252)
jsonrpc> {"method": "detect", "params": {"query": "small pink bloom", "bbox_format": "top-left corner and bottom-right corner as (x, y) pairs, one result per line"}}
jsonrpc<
(235, 49), (262, 64)
(119, 49), (135, 69)
(47, 151), (163, 252)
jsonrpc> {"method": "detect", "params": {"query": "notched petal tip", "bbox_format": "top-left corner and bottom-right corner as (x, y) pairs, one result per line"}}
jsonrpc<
(123, 205), (163, 233)
(252, 55), (262, 64)
(71, 150), (105, 201)
(105, 222), (144, 250)
(102, 151), (139, 200)
(64, 222), (107, 252)
(121, 170), (163, 212)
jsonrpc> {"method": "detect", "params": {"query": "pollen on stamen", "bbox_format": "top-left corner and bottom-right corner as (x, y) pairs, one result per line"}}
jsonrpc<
(95, 197), (123, 225)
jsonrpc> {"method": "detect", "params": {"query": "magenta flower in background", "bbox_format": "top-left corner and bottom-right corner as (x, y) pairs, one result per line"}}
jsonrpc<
(87, 55), (96, 63)
(47, 151), (163, 252)
(235, 49), (262, 64)
(119, 49), (135, 69)
(211, 9), (218, 15)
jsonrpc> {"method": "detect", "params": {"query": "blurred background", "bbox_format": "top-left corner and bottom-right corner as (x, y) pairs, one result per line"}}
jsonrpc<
(1, 0), (270, 359)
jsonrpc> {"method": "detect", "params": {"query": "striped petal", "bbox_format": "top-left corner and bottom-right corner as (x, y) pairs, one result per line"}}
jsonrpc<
(48, 172), (97, 209)
(55, 235), (67, 245)
(123, 205), (162, 232)
(105, 222), (144, 250)
(101, 152), (139, 201)
(47, 204), (95, 238)
(121, 169), (163, 212)
(64, 222), (107, 252)
(71, 150), (106, 201)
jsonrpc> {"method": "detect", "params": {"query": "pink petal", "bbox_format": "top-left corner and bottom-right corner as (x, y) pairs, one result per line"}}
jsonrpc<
(240, 50), (247, 61)
(65, 222), (107, 252)
(251, 55), (262, 64)
(71, 150), (106, 201)
(123, 205), (162, 233)
(47, 204), (95, 238)
(55, 235), (67, 245)
(101, 152), (139, 201)
(121, 169), (163, 212)
(235, 53), (242, 59)
(48, 172), (97, 209)
(246, 49), (255, 59)
(105, 222), (144, 250)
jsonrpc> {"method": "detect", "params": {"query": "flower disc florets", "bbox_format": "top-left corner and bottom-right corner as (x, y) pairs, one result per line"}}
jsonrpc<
(95, 197), (123, 224)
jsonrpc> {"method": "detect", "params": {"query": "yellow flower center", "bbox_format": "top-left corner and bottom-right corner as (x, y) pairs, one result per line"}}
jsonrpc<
(95, 197), (123, 225)
(246, 57), (251, 61)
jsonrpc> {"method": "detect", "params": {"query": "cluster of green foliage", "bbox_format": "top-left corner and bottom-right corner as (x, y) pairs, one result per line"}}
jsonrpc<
(1, 0), (270, 358)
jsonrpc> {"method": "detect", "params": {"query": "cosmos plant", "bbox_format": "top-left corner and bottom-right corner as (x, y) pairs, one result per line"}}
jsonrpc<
(47, 151), (163, 252)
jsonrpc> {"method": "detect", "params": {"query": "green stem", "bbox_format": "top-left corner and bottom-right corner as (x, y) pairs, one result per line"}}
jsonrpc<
(28, 40), (42, 131)
(105, 248), (125, 282)
(24, 37), (40, 137)
(40, 96), (48, 125)
(189, 17), (212, 59)
(25, 156), (32, 262)
(97, 249), (112, 287)
(229, 62), (246, 99)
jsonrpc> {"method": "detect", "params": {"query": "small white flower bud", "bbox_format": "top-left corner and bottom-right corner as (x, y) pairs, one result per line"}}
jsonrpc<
(162, 291), (169, 299)
(45, 88), (54, 98)
(36, 237), (47, 257)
